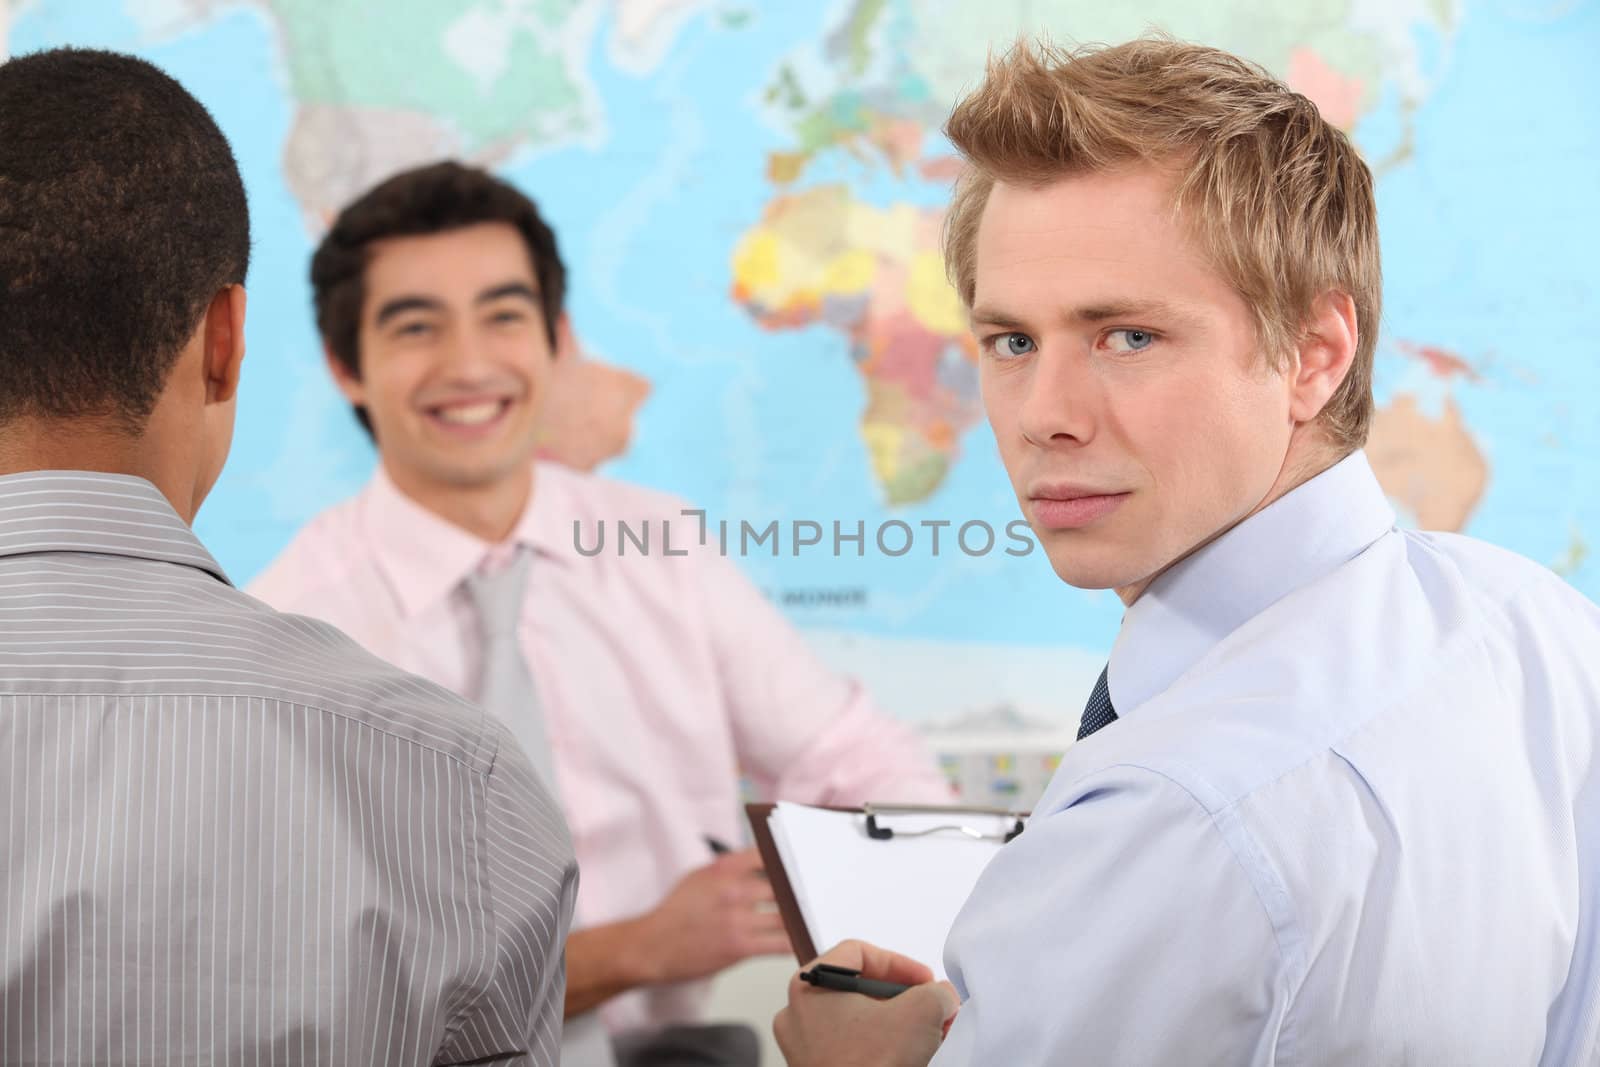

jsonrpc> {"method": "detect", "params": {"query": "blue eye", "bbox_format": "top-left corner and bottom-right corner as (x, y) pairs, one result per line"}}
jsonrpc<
(990, 332), (1036, 358)
(1104, 329), (1155, 352)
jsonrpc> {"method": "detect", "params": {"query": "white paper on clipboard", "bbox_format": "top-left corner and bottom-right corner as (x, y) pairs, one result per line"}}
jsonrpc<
(766, 801), (1022, 980)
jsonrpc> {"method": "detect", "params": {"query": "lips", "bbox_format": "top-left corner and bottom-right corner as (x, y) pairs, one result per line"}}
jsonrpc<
(432, 400), (507, 426)
(421, 396), (515, 438)
(1027, 485), (1130, 530)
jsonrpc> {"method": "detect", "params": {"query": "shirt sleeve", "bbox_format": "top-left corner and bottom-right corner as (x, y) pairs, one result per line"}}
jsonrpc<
(695, 548), (954, 806)
(438, 720), (580, 1066)
(933, 764), (1289, 1067)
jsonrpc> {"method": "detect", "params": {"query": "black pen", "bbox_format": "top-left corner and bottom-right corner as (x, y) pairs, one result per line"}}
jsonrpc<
(799, 962), (910, 999)
(704, 835), (732, 856)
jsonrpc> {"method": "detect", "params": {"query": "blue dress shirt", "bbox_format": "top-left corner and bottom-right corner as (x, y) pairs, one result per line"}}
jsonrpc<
(935, 451), (1600, 1065)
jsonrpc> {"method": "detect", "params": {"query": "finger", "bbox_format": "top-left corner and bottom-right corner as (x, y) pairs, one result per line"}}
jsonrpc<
(937, 981), (960, 1038)
(744, 930), (793, 957)
(819, 939), (936, 986)
(860, 943), (937, 986)
(739, 910), (787, 937)
(887, 980), (961, 1034)
(733, 910), (791, 954)
(737, 877), (778, 906)
(718, 847), (768, 875)
(772, 1006), (795, 1060)
(810, 939), (868, 970)
(719, 876), (777, 912)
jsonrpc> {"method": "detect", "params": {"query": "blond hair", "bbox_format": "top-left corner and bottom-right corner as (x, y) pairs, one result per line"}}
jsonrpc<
(943, 36), (1380, 451)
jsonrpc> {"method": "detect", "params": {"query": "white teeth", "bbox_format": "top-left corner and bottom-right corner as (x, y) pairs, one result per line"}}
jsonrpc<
(434, 401), (503, 426)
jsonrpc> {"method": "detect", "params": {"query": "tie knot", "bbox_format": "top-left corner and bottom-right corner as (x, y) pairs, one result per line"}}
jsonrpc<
(463, 548), (531, 641)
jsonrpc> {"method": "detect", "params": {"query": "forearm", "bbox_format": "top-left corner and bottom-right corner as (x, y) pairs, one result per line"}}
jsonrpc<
(563, 915), (660, 1018)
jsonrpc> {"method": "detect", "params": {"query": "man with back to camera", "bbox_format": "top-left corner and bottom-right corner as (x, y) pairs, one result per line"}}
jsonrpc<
(772, 36), (1600, 1067)
(246, 160), (955, 1066)
(0, 48), (578, 1065)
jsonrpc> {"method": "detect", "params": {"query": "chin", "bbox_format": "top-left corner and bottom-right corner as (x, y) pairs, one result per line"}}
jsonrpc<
(432, 457), (529, 491)
(419, 436), (540, 487)
(1040, 544), (1150, 592)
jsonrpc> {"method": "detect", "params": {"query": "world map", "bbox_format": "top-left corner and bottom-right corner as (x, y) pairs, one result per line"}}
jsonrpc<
(6, 0), (1597, 736)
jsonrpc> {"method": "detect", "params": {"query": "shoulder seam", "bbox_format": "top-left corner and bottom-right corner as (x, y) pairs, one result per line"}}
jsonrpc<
(1082, 761), (1303, 1061)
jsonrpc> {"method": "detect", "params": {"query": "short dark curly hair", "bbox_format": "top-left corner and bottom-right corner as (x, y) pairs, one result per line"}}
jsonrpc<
(310, 161), (568, 437)
(0, 47), (251, 430)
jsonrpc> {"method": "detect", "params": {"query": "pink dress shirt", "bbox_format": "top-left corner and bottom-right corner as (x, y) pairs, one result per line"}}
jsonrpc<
(247, 461), (954, 1035)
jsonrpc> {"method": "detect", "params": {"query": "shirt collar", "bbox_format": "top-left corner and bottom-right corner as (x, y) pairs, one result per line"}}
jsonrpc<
(361, 461), (575, 619)
(0, 469), (230, 584)
(1108, 450), (1396, 716)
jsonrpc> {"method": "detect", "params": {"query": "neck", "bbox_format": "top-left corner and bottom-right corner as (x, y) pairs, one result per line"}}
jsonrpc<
(1114, 431), (1348, 607)
(384, 460), (536, 544)
(0, 415), (201, 523)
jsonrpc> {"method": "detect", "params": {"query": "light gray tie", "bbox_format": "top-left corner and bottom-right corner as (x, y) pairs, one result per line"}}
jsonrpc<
(464, 549), (557, 786)
(463, 548), (617, 1067)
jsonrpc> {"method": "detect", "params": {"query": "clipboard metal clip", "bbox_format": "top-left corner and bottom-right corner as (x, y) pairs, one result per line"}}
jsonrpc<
(862, 803), (1026, 844)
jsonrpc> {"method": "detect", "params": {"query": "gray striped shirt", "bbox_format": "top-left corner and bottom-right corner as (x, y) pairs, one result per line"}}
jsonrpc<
(0, 470), (578, 1066)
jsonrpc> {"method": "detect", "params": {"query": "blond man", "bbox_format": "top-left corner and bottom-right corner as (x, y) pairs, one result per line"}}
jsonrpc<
(774, 37), (1600, 1067)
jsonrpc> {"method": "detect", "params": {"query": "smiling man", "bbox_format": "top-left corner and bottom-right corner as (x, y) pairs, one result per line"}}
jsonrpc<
(248, 162), (952, 1067)
(774, 37), (1600, 1067)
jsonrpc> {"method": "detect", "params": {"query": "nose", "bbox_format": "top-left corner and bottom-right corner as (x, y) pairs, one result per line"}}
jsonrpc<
(436, 321), (496, 380)
(1017, 346), (1097, 448)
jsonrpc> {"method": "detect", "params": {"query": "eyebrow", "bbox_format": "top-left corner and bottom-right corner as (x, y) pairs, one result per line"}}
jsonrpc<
(373, 281), (541, 328)
(477, 281), (540, 306)
(374, 295), (443, 327)
(970, 299), (1202, 330)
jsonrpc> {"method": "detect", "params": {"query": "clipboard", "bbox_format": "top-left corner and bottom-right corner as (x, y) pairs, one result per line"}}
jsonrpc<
(746, 801), (1027, 974)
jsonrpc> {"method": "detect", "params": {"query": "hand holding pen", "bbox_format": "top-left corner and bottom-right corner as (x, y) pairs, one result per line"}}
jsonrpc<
(776, 940), (960, 1067)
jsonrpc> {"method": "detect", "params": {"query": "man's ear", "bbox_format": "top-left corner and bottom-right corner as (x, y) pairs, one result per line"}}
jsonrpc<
(204, 284), (247, 406)
(1288, 290), (1359, 425)
(552, 312), (577, 363)
(323, 344), (368, 407)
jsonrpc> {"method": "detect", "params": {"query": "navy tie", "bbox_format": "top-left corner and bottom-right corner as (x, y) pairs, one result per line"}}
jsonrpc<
(1077, 666), (1118, 740)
